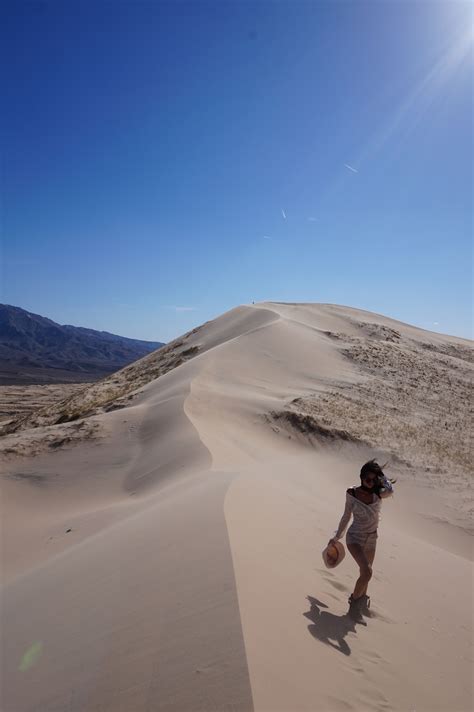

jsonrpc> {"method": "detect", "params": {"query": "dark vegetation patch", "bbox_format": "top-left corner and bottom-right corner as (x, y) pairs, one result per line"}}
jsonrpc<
(270, 409), (364, 444)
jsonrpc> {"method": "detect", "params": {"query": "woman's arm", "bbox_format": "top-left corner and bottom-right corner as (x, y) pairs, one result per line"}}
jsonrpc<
(379, 475), (395, 499)
(330, 494), (353, 543)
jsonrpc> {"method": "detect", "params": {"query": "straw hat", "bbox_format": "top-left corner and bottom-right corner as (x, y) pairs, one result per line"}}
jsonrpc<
(322, 540), (346, 568)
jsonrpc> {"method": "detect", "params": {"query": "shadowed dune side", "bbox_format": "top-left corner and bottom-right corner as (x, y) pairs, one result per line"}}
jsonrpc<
(2, 471), (254, 712)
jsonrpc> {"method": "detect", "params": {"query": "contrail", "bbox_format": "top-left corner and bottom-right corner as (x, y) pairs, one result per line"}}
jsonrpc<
(281, 209), (287, 219)
(344, 163), (359, 173)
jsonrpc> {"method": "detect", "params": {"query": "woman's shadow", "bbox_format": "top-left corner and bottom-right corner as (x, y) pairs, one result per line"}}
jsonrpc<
(304, 596), (366, 656)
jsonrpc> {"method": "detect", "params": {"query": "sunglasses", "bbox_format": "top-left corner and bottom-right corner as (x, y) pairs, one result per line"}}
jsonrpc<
(363, 476), (377, 484)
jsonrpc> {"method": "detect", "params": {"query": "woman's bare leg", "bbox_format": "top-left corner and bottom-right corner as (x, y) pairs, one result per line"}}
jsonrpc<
(360, 546), (376, 597)
(347, 542), (373, 600)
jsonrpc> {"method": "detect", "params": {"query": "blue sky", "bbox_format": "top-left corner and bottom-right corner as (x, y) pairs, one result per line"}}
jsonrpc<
(2, 0), (472, 342)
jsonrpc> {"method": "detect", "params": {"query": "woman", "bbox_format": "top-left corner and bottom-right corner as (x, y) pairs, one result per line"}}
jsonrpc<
(327, 459), (395, 615)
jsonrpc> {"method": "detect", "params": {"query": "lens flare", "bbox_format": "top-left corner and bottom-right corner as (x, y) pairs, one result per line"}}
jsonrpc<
(19, 641), (43, 672)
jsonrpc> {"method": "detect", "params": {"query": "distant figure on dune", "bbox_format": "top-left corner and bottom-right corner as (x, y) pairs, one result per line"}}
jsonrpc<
(327, 460), (396, 618)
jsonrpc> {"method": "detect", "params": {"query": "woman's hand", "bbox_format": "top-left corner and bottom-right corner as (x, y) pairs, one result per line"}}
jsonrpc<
(327, 537), (338, 548)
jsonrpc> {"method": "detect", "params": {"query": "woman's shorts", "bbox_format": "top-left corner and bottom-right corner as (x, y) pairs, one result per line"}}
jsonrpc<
(346, 529), (378, 552)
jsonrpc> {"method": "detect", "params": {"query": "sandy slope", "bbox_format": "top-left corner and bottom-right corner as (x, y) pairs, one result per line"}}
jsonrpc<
(1, 302), (472, 712)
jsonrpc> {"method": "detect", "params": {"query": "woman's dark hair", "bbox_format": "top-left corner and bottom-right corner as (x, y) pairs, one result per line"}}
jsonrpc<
(360, 459), (389, 498)
(360, 459), (385, 480)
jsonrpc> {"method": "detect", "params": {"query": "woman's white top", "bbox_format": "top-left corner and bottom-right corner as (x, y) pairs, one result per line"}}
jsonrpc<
(334, 478), (393, 540)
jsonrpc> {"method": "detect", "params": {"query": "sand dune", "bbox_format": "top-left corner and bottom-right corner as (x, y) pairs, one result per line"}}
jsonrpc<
(1, 302), (472, 712)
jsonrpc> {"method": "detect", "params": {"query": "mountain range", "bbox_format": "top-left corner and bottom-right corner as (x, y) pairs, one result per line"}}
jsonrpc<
(0, 304), (164, 385)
